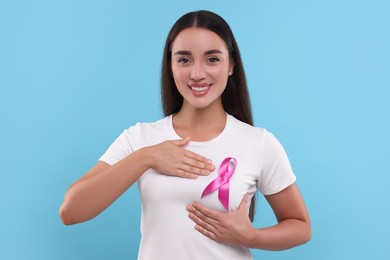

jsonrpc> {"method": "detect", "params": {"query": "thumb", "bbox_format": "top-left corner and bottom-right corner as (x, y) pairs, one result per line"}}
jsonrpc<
(174, 136), (191, 146)
(238, 193), (250, 210)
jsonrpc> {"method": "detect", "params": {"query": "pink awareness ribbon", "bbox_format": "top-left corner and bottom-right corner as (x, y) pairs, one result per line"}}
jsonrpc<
(201, 157), (237, 211)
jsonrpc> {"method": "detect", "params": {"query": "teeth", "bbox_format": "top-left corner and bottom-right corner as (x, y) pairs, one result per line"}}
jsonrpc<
(191, 86), (209, 92)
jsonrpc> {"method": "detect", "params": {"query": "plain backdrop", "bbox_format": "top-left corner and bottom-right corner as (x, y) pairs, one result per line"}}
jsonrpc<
(1, 0), (389, 259)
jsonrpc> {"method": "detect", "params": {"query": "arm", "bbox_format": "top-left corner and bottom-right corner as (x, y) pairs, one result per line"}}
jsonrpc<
(59, 148), (149, 225)
(250, 183), (311, 250)
(59, 137), (214, 225)
(187, 183), (311, 250)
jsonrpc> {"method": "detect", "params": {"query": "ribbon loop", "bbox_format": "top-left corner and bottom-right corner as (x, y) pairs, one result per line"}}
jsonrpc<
(201, 157), (237, 211)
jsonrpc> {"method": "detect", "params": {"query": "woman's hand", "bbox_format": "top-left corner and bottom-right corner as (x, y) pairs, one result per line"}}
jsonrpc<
(186, 193), (256, 247)
(146, 137), (215, 179)
(187, 185), (312, 250)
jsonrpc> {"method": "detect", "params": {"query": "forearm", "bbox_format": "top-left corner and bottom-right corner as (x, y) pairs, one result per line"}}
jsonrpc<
(248, 218), (312, 251)
(59, 147), (151, 225)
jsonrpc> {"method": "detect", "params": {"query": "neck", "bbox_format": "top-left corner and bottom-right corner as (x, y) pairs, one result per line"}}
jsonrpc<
(172, 102), (227, 142)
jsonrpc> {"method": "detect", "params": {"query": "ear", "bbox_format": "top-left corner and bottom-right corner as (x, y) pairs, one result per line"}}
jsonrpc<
(229, 59), (235, 76)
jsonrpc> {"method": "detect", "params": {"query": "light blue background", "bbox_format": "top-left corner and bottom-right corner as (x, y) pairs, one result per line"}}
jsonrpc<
(1, 0), (389, 259)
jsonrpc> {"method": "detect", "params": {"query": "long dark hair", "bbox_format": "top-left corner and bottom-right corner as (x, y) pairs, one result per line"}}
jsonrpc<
(161, 10), (256, 221)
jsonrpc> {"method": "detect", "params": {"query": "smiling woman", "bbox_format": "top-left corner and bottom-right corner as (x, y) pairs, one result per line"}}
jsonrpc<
(171, 27), (233, 108)
(59, 10), (311, 259)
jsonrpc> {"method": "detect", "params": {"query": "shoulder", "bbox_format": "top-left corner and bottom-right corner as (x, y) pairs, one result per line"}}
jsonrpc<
(124, 116), (169, 136)
(121, 116), (171, 148)
(227, 114), (285, 152)
(99, 116), (171, 164)
(228, 114), (267, 140)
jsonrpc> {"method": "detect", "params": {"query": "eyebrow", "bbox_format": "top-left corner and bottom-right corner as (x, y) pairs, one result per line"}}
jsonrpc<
(174, 49), (224, 56)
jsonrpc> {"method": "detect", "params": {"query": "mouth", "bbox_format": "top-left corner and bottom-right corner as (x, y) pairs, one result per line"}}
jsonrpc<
(188, 83), (211, 96)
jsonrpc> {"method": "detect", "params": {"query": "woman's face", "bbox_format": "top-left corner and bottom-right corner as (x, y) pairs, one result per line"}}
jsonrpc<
(171, 27), (234, 110)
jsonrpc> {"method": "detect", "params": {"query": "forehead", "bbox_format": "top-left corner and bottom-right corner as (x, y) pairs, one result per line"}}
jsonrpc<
(171, 27), (228, 53)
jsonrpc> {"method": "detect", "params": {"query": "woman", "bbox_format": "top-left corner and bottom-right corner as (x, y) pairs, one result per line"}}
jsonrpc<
(59, 10), (311, 259)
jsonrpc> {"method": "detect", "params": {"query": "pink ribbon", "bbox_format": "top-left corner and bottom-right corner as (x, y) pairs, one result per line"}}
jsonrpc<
(201, 157), (237, 211)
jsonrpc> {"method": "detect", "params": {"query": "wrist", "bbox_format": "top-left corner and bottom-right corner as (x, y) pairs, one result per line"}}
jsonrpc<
(244, 227), (260, 248)
(137, 146), (155, 169)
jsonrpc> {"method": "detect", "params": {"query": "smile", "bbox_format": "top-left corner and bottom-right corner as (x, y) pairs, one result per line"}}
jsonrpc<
(188, 84), (211, 96)
(190, 86), (209, 92)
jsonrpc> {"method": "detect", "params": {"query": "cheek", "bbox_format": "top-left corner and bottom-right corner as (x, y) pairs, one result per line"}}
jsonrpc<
(172, 67), (189, 83)
(209, 63), (229, 75)
(210, 67), (229, 83)
(171, 70), (186, 91)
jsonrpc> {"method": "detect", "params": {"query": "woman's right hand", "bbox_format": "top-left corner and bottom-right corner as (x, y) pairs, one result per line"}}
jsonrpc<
(145, 137), (215, 179)
(59, 137), (213, 225)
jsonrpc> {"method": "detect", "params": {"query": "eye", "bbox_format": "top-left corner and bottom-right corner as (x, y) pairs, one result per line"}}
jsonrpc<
(178, 58), (191, 64)
(208, 57), (220, 63)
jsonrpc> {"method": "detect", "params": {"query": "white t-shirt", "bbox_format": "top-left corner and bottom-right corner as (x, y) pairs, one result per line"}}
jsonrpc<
(99, 114), (296, 260)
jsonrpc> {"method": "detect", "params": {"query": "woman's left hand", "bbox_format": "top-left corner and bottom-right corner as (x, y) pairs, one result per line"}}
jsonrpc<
(186, 193), (255, 247)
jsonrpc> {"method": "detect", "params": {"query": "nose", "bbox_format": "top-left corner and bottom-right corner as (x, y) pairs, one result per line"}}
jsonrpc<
(190, 62), (206, 81)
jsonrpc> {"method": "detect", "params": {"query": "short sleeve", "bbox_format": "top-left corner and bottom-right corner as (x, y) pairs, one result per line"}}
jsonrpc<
(257, 130), (296, 195)
(99, 128), (134, 166)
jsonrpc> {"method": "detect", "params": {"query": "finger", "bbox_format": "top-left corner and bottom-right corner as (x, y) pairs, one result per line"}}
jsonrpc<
(177, 163), (205, 176)
(183, 150), (215, 171)
(181, 158), (213, 175)
(189, 211), (218, 235)
(195, 224), (217, 240)
(184, 150), (213, 164)
(192, 203), (222, 222)
(175, 168), (198, 179)
(186, 205), (195, 212)
(173, 136), (191, 146)
(238, 193), (250, 210)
